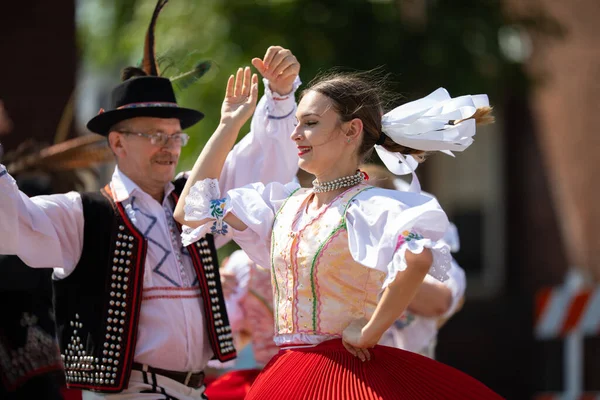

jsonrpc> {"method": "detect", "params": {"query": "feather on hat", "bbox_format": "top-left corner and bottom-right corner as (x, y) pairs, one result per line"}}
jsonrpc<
(86, 0), (210, 135)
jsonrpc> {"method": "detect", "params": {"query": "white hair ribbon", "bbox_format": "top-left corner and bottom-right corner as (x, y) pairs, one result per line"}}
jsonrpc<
(374, 87), (489, 192)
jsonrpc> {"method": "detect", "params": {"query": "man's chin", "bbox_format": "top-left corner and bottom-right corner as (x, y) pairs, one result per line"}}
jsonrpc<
(153, 164), (177, 180)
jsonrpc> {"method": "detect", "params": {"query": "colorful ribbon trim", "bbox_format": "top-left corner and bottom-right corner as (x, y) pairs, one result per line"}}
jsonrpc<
(117, 102), (178, 110)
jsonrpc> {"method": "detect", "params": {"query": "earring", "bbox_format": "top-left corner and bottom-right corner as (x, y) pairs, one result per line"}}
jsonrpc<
(347, 138), (351, 143)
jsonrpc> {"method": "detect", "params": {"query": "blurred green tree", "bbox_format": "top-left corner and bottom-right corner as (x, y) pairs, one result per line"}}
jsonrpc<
(78, 0), (559, 170)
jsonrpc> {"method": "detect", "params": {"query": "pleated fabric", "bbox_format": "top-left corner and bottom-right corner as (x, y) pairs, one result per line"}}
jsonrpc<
(204, 369), (262, 400)
(246, 339), (504, 400)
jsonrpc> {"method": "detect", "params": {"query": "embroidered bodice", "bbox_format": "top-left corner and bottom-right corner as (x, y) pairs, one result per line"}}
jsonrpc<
(270, 185), (386, 344)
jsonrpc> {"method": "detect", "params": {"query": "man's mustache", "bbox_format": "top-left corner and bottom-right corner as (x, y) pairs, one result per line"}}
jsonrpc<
(152, 153), (178, 163)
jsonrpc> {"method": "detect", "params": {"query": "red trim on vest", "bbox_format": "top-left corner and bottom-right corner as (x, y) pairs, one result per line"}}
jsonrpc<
(65, 185), (148, 393)
(0, 364), (64, 392)
(113, 199), (148, 391)
(66, 184), (234, 393)
(170, 191), (237, 362)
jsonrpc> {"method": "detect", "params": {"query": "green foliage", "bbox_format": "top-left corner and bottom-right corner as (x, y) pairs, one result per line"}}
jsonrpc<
(78, 0), (546, 171)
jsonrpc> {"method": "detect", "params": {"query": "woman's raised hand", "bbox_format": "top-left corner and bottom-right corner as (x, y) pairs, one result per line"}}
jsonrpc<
(220, 66), (259, 130)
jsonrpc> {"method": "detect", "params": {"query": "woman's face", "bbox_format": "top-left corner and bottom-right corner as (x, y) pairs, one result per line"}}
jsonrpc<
(291, 91), (359, 178)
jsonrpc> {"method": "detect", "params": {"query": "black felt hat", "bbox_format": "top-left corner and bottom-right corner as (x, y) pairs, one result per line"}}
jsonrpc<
(86, 76), (204, 135)
(86, 0), (206, 136)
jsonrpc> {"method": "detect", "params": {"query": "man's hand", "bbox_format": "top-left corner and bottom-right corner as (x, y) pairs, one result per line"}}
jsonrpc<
(252, 46), (300, 96)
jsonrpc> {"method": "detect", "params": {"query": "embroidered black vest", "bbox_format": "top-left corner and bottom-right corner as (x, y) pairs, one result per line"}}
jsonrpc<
(53, 178), (235, 393)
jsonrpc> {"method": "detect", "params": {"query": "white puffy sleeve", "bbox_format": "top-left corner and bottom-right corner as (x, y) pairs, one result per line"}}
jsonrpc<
(180, 178), (300, 267)
(345, 188), (452, 289)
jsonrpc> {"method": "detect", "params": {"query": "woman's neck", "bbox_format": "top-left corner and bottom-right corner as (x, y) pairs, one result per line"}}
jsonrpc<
(310, 189), (346, 209)
(310, 167), (362, 209)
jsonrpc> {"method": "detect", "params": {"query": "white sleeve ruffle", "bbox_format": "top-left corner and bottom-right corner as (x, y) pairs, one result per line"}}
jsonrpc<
(389, 235), (452, 289)
(181, 178), (231, 246)
(183, 178), (222, 221)
(345, 188), (451, 289)
(181, 179), (300, 267)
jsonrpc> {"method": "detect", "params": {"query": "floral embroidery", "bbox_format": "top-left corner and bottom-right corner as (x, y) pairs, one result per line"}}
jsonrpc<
(395, 230), (424, 251)
(210, 198), (227, 218)
(209, 198), (228, 235)
(210, 220), (228, 236)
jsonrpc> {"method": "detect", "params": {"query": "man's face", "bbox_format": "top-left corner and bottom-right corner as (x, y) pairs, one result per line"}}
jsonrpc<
(108, 117), (184, 188)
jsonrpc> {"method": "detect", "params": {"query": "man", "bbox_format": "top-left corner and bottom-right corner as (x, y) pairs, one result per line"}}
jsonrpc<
(0, 2), (301, 397)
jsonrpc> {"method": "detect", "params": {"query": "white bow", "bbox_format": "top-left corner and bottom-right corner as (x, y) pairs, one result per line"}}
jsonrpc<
(374, 87), (489, 192)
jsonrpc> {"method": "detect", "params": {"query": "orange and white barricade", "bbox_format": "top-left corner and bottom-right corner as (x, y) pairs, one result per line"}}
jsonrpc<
(534, 280), (600, 400)
(535, 287), (600, 339)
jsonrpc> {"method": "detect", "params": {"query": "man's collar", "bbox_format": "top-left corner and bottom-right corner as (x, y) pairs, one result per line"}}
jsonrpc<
(110, 166), (175, 203)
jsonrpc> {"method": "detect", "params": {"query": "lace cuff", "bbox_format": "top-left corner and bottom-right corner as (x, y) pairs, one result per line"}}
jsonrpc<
(181, 179), (230, 246)
(262, 76), (302, 101)
(383, 230), (452, 289)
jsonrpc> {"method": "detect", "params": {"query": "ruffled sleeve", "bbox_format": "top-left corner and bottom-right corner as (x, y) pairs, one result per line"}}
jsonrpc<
(439, 259), (466, 319)
(181, 178), (300, 267)
(345, 188), (452, 289)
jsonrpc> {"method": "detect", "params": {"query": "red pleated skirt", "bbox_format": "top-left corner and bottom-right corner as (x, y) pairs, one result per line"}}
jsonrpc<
(61, 386), (82, 400)
(245, 339), (503, 400)
(204, 369), (262, 400)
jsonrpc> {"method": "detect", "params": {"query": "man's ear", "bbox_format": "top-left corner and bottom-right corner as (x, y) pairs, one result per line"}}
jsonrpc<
(108, 131), (125, 158)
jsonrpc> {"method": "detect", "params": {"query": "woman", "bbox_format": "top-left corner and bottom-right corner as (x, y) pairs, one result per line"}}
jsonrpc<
(205, 241), (462, 400)
(174, 67), (502, 399)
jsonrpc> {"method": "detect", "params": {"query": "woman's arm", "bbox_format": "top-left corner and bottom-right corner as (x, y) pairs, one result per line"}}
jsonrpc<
(174, 67), (258, 229)
(217, 46), (301, 194)
(365, 249), (433, 340)
(342, 249), (432, 361)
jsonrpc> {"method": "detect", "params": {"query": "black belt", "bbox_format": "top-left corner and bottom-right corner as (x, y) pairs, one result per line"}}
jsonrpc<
(132, 362), (205, 388)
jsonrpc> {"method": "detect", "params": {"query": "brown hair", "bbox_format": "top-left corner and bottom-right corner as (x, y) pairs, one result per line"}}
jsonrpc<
(302, 69), (494, 163)
(121, 66), (148, 81)
(301, 69), (425, 162)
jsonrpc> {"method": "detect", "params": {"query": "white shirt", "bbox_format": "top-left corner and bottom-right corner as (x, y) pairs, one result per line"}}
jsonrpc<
(0, 79), (300, 372)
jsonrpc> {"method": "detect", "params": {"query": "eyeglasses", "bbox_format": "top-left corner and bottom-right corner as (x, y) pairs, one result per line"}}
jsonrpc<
(117, 130), (190, 147)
